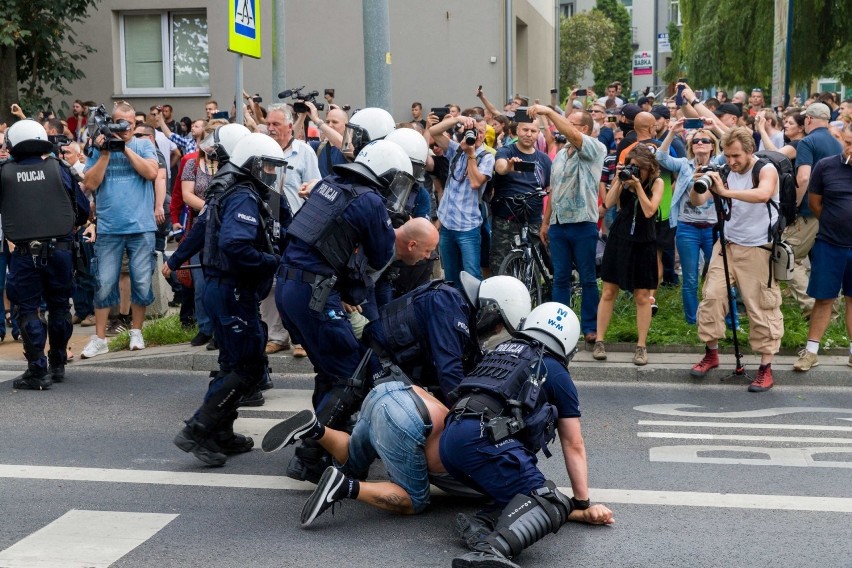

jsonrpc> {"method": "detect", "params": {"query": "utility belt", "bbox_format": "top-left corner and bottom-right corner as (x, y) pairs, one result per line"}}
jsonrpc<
(372, 376), (433, 432)
(279, 265), (337, 313)
(452, 392), (524, 444)
(14, 239), (72, 258)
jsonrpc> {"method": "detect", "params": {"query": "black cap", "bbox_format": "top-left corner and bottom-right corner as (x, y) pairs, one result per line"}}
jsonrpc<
(714, 103), (742, 118)
(650, 105), (670, 120)
(637, 96), (650, 107)
(620, 104), (642, 121)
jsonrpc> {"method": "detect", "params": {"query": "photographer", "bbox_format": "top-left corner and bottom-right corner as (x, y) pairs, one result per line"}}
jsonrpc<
(80, 102), (159, 358)
(593, 145), (664, 366)
(688, 127), (781, 392)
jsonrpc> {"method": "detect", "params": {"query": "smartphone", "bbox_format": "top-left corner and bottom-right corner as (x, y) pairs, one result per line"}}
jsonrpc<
(550, 88), (558, 94)
(606, 116), (618, 123)
(514, 161), (536, 173)
(431, 107), (449, 120)
(675, 84), (686, 107)
(514, 107), (532, 123)
(251, 95), (262, 103)
(324, 88), (335, 97)
(212, 111), (230, 120)
(575, 89), (587, 97)
(683, 118), (704, 129)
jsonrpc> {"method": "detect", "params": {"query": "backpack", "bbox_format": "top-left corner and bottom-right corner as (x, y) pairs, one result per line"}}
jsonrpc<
(753, 150), (797, 235)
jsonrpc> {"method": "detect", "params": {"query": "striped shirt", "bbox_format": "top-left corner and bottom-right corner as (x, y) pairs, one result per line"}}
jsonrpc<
(437, 140), (495, 231)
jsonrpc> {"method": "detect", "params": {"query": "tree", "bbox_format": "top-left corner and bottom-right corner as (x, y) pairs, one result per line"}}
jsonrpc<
(592, 0), (633, 94)
(0, 0), (100, 125)
(559, 11), (617, 96)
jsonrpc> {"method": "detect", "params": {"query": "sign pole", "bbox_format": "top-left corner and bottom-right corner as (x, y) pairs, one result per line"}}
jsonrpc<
(229, 0), (262, 125)
(235, 54), (244, 125)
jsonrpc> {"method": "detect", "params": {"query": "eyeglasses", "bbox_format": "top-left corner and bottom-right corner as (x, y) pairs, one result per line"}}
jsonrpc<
(692, 138), (713, 145)
(133, 133), (149, 138)
(590, 109), (604, 114)
(752, 88), (763, 92)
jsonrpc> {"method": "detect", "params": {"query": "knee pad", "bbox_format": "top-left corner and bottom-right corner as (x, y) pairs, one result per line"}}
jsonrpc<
(315, 382), (365, 430)
(198, 371), (251, 427)
(484, 484), (570, 559)
(16, 310), (46, 361)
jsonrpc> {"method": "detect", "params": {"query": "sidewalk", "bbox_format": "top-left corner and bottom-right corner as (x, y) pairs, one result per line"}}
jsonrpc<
(1, 324), (848, 387)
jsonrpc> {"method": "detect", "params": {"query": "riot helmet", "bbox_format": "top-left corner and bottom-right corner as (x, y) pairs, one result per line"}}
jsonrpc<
(385, 128), (428, 182)
(229, 133), (288, 193)
(459, 271), (532, 338)
(199, 123), (251, 164)
(6, 119), (53, 158)
(342, 107), (395, 159)
(334, 140), (415, 214)
(518, 302), (580, 363)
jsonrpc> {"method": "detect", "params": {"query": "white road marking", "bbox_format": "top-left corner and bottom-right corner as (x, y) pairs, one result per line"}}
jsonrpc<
(634, 404), (852, 418)
(0, 509), (177, 568)
(638, 420), (852, 432)
(0, 371), (22, 385)
(1, 464), (851, 514)
(650, 445), (852, 468)
(252, 389), (312, 413)
(233, 417), (288, 441)
(638, 432), (852, 444)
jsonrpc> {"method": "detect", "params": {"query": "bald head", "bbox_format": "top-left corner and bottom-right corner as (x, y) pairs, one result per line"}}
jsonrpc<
(633, 112), (657, 138)
(395, 217), (439, 265)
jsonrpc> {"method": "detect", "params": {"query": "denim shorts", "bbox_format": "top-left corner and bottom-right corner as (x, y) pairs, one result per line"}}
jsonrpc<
(343, 381), (431, 513)
(807, 239), (852, 299)
(93, 232), (156, 308)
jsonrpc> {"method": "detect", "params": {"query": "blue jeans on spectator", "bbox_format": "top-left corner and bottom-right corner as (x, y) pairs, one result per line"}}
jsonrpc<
(676, 223), (715, 325)
(439, 226), (481, 289)
(93, 232), (156, 309)
(72, 240), (96, 319)
(342, 381), (431, 513)
(0, 250), (19, 339)
(190, 252), (212, 335)
(548, 221), (599, 334)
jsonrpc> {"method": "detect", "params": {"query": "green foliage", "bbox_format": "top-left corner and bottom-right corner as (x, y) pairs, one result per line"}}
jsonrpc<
(108, 315), (198, 351)
(673, 0), (852, 90)
(661, 21), (683, 84)
(559, 11), (617, 94)
(0, 0), (99, 120)
(592, 0), (633, 94)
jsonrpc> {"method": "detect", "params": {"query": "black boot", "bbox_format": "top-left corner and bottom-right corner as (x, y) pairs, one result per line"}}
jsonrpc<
(237, 387), (265, 407)
(48, 349), (66, 383)
(173, 418), (227, 466)
(12, 367), (52, 391)
(215, 412), (254, 454)
(286, 440), (332, 484)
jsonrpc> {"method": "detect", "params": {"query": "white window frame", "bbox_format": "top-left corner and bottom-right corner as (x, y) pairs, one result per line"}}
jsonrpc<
(670, 0), (682, 26)
(119, 10), (209, 96)
(559, 1), (575, 18)
(622, 0), (633, 22)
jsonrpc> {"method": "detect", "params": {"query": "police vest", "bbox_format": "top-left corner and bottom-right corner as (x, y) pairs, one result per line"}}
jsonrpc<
(285, 175), (373, 279)
(454, 339), (558, 456)
(203, 181), (275, 275)
(380, 279), (455, 366)
(0, 157), (75, 242)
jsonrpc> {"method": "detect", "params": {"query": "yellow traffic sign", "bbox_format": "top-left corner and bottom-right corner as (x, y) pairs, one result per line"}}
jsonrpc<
(228, 0), (261, 59)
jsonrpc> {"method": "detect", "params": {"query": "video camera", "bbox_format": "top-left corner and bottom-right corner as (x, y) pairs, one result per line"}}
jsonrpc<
(278, 86), (325, 114)
(87, 104), (131, 153)
(693, 164), (729, 194)
(48, 134), (71, 158)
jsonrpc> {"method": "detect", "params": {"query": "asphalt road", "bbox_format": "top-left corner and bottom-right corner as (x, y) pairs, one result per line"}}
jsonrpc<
(1, 368), (850, 567)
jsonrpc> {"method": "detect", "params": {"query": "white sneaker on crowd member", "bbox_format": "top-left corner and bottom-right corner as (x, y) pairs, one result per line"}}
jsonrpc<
(129, 329), (145, 351)
(81, 336), (109, 359)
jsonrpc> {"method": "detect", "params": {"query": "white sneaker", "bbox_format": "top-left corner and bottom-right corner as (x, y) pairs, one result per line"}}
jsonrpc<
(129, 329), (145, 351)
(81, 335), (109, 359)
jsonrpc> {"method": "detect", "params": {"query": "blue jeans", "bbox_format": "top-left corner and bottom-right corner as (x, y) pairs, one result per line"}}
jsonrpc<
(93, 232), (156, 309)
(548, 222), (599, 334)
(676, 223), (715, 324)
(72, 240), (96, 319)
(343, 381), (431, 513)
(439, 226), (481, 289)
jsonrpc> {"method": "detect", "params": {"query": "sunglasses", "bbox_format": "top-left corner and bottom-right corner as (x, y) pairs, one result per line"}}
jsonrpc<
(133, 133), (150, 138)
(692, 138), (713, 145)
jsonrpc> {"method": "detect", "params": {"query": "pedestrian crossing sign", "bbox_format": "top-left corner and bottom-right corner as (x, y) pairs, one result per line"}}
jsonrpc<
(228, 0), (261, 59)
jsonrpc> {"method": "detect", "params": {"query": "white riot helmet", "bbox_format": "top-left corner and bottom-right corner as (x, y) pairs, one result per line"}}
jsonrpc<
(519, 302), (580, 362)
(342, 107), (395, 158)
(385, 128), (428, 182)
(459, 271), (532, 337)
(6, 119), (53, 158)
(199, 123), (251, 164)
(334, 139), (415, 213)
(229, 133), (288, 193)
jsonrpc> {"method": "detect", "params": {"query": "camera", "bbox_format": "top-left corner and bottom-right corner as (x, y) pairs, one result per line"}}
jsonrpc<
(48, 134), (71, 157)
(463, 128), (477, 146)
(87, 104), (130, 153)
(618, 164), (641, 181)
(554, 133), (567, 144)
(278, 86), (325, 114)
(693, 165), (727, 194)
(485, 415), (523, 444)
(251, 95), (262, 103)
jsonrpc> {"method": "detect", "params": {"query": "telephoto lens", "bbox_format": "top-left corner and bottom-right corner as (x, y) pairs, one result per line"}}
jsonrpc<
(464, 129), (477, 146)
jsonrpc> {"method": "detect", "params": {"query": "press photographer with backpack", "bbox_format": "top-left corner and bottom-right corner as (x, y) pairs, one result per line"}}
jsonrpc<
(689, 127), (783, 392)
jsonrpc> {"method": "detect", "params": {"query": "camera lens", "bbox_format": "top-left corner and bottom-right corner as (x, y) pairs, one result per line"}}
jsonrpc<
(694, 175), (712, 194)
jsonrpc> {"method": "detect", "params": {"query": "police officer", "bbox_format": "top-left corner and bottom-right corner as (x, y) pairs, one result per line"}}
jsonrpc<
(440, 302), (614, 567)
(277, 139), (416, 482)
(0, 119), (89, 390)
(340, 107), (396, 161)
(173, 133), (287, 466)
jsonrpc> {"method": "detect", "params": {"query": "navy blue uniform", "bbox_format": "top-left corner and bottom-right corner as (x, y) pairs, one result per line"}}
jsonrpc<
(439, 354), (580, 507)
(5, 157), (89, 373)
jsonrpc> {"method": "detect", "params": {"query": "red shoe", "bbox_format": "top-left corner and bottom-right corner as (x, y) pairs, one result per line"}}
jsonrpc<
(690, 347), (719, 378)
(748, 365), (774, 392)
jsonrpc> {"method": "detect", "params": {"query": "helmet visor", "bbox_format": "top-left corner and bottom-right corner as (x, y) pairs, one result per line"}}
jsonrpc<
(250, 156), (288, 192)
(198, 133), (221, 162)
(411, 161), (426, 183)
(342, 123), (369, 159)
(383, 171), (415, 214)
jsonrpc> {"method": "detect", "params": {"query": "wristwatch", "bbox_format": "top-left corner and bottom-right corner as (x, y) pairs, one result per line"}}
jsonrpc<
(570, 497), (591, 510)
(689, 98), (701, 107)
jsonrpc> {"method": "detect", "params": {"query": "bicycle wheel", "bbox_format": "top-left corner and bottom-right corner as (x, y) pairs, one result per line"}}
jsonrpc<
(499, 250), (544, 307)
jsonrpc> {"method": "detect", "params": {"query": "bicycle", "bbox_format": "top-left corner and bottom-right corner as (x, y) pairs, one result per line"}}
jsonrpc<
(495, 190), (554, 307)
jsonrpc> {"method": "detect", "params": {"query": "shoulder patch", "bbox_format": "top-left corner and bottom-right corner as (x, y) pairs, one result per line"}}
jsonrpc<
(235, 211), (258, 225)
(385, 218), (392, 228)
(456, 320), (470, 334)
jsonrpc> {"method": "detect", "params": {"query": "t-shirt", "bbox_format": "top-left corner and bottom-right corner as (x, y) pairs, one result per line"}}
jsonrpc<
(725, 162), (779, 247)
(492, 144), (552, 224)
(808, 155), (852, 247)
(181, 157), (214, 202)
(796, 127), (843, 216)
(84, 138), (158, 235)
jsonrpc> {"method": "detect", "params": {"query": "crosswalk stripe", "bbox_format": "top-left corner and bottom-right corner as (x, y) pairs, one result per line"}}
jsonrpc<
(0, 371), (21, 384)
(638, 420), (852, 432)
(234, 417), (291, 441)
(0, 509), (177, 567)
(252, 389), (313, 413)
(638, 432), (852, 444)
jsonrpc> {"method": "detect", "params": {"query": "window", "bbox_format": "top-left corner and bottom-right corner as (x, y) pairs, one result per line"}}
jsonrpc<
(120, 10), (209, 95)
(559, 1), (575, 18)
(670, 0), (682, 26)
(622, 0), (633, 21)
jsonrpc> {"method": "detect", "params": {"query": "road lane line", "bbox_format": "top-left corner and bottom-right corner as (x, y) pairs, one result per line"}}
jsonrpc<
(0, 371), (22, 385)
(252, 389), (312, 413)
(638, 420), (852, 432)
(2, 464), (852, 513)
(0, 509), (177, 567)
(634, 404), (852, 418)
(233, 417), (286, 440)
(638, 432), (852, 444)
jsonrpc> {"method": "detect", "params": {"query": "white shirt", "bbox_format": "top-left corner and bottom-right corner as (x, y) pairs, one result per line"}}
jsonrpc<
(280, 138), (321, 214)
